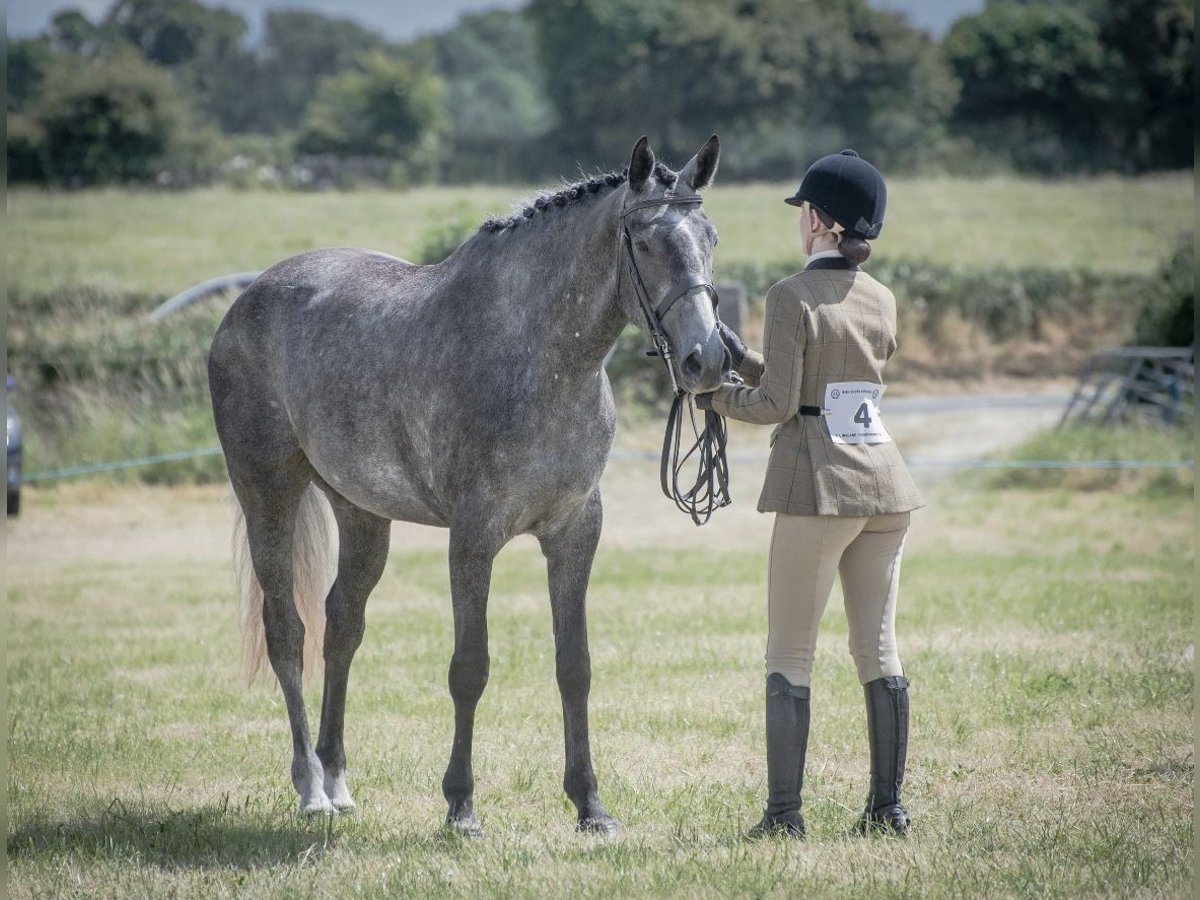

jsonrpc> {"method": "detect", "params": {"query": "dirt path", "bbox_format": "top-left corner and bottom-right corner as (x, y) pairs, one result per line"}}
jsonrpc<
(885, 390), (1072, 467)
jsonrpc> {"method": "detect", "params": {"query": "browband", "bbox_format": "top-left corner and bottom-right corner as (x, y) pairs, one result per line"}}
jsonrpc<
(621, 194), (704, 218)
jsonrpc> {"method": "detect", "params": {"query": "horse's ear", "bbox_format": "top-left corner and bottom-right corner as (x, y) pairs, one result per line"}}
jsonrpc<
(680, 134), (720, 191)
(628, 136), (655, 193)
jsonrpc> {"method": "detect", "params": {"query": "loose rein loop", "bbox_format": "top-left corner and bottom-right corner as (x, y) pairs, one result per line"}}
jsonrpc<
(660, 390), (732, 526)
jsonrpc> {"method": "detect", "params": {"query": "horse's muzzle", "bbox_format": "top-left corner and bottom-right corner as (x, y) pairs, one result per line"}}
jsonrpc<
(678, 335), (729, 394)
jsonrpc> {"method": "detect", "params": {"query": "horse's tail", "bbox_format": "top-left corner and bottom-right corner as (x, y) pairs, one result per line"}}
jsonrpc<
(232, 484), (337, 686)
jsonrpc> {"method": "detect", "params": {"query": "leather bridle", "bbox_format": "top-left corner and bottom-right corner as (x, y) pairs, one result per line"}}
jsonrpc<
(619, 193), (717, 395)
(618, 191), (732, 526)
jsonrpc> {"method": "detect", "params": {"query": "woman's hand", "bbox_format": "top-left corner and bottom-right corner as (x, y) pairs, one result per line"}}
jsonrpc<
(717, 321), (748, 369)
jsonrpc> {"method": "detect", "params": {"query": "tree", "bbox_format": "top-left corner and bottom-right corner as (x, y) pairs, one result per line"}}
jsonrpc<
(47, 9), (109, 57)
(689, 0), (957, 175)
(7, 37), (55, 113)
(944, 2), (1118, 172)
(7, 112), (47, 183)
(942, 0), (1194, 173)
(527, 0), (957, 176)
(435, 10), (553, 140)
(104, 0), (246, 69)
(296, 48), (445, 181)
(102, 0), (253, 134)
(1094, 0), (1193, 171)
(32, 48), (208, 186)
(526, 0), (673, 161)
(433, 9), (555, 180)
(820, 3), (959, 171)
(254, 10), (387, 134)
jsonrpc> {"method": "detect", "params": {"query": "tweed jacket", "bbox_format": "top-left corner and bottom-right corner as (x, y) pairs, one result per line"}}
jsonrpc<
(707, 262), (923, 517)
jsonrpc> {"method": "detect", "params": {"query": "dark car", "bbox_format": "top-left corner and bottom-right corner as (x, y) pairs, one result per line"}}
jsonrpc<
(7, 375), (21, 516)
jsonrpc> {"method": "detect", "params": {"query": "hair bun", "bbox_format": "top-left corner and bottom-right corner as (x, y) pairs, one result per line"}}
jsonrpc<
(838, 234), (872, 265)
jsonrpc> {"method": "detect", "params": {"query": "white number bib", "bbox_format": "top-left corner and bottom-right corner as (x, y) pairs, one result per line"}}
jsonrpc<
(823, 381), (892, 445)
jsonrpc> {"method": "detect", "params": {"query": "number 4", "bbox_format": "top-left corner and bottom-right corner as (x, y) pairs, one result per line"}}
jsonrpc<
(854, 402), (872, 429)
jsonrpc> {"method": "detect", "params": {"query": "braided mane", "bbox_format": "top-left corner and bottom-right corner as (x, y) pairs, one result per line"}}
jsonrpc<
(479, 162), (679, 233)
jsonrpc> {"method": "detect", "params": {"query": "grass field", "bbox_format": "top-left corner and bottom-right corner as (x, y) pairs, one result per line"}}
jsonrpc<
(6, 455), (1193, 897)
(7, 172), (1193, 296)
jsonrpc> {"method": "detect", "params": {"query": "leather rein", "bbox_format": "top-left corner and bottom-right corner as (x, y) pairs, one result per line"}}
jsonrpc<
(618, 193), (732, 526)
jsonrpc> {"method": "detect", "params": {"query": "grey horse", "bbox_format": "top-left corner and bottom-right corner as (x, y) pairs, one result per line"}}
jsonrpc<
(208, 135), (727, 835)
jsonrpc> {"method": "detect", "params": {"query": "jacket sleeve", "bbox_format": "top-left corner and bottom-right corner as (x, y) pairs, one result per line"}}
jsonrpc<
(705, 283), (806, 425)
(735, 348), (765, 387)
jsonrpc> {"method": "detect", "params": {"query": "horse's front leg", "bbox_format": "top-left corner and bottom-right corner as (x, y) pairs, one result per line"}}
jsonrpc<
(539, 490), (620, 834)
(441, 517), (498, 837)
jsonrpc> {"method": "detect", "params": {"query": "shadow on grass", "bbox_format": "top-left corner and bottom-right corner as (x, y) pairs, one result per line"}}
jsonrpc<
(6, 797), (451, 870)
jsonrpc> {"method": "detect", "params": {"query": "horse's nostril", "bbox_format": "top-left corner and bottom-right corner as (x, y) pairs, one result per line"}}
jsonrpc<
(682, 344), (704, 379)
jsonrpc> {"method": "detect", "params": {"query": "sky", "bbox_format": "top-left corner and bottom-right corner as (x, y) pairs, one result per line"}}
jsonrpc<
(7, 0), (985, 42)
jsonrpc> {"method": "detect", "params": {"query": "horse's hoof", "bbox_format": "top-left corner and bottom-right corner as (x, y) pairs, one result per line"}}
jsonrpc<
(324, 773), (356, 812)
(331, 798), (357, 814)
(577, 814), (621, 835)
(299, 796), (335, 816)
(444, 815), (484, 839)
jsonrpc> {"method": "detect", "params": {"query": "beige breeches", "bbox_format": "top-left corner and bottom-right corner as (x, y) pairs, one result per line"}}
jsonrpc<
(766, 511), (910, 687)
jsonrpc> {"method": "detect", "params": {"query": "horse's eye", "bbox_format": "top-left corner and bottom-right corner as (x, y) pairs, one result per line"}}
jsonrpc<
(635, 239), (650, 252)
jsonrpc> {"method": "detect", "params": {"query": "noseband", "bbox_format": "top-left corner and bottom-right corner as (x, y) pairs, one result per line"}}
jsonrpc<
(618, 192), (731, 526)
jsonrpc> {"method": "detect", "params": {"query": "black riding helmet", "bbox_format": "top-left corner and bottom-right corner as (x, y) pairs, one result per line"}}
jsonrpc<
(784, 149), (886, 240)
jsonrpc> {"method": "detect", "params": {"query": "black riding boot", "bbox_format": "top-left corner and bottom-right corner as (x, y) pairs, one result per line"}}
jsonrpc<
(856, 675), (910, 835)
(747, 673), (809, 839)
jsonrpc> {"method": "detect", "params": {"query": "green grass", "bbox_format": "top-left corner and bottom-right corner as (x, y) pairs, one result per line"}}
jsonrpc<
(6, 480), (1193, 897)
(978, 422), (1195, 494)
(18, 392), (226, 484)
(7, 172), (1192, 295)
(7, 289), (229, 482)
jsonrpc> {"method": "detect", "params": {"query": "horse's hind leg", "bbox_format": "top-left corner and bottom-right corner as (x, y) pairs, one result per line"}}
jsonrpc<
(236, 467), (333, 815)
(441, 514), (501, 836)
(315, 496), (391, 812)
(538, 490), (619, 834)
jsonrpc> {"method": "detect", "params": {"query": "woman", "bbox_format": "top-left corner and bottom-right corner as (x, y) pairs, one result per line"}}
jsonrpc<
(698, 149), (923, 838)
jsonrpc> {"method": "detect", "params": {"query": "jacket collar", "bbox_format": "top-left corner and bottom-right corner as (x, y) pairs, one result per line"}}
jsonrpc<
(805, 254), (859, 272)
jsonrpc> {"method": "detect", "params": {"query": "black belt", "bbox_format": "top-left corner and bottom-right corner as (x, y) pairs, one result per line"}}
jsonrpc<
(799, 405), (823, 417)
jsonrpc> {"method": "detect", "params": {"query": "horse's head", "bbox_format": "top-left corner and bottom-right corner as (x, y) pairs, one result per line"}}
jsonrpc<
(619, 135), (729, 394)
